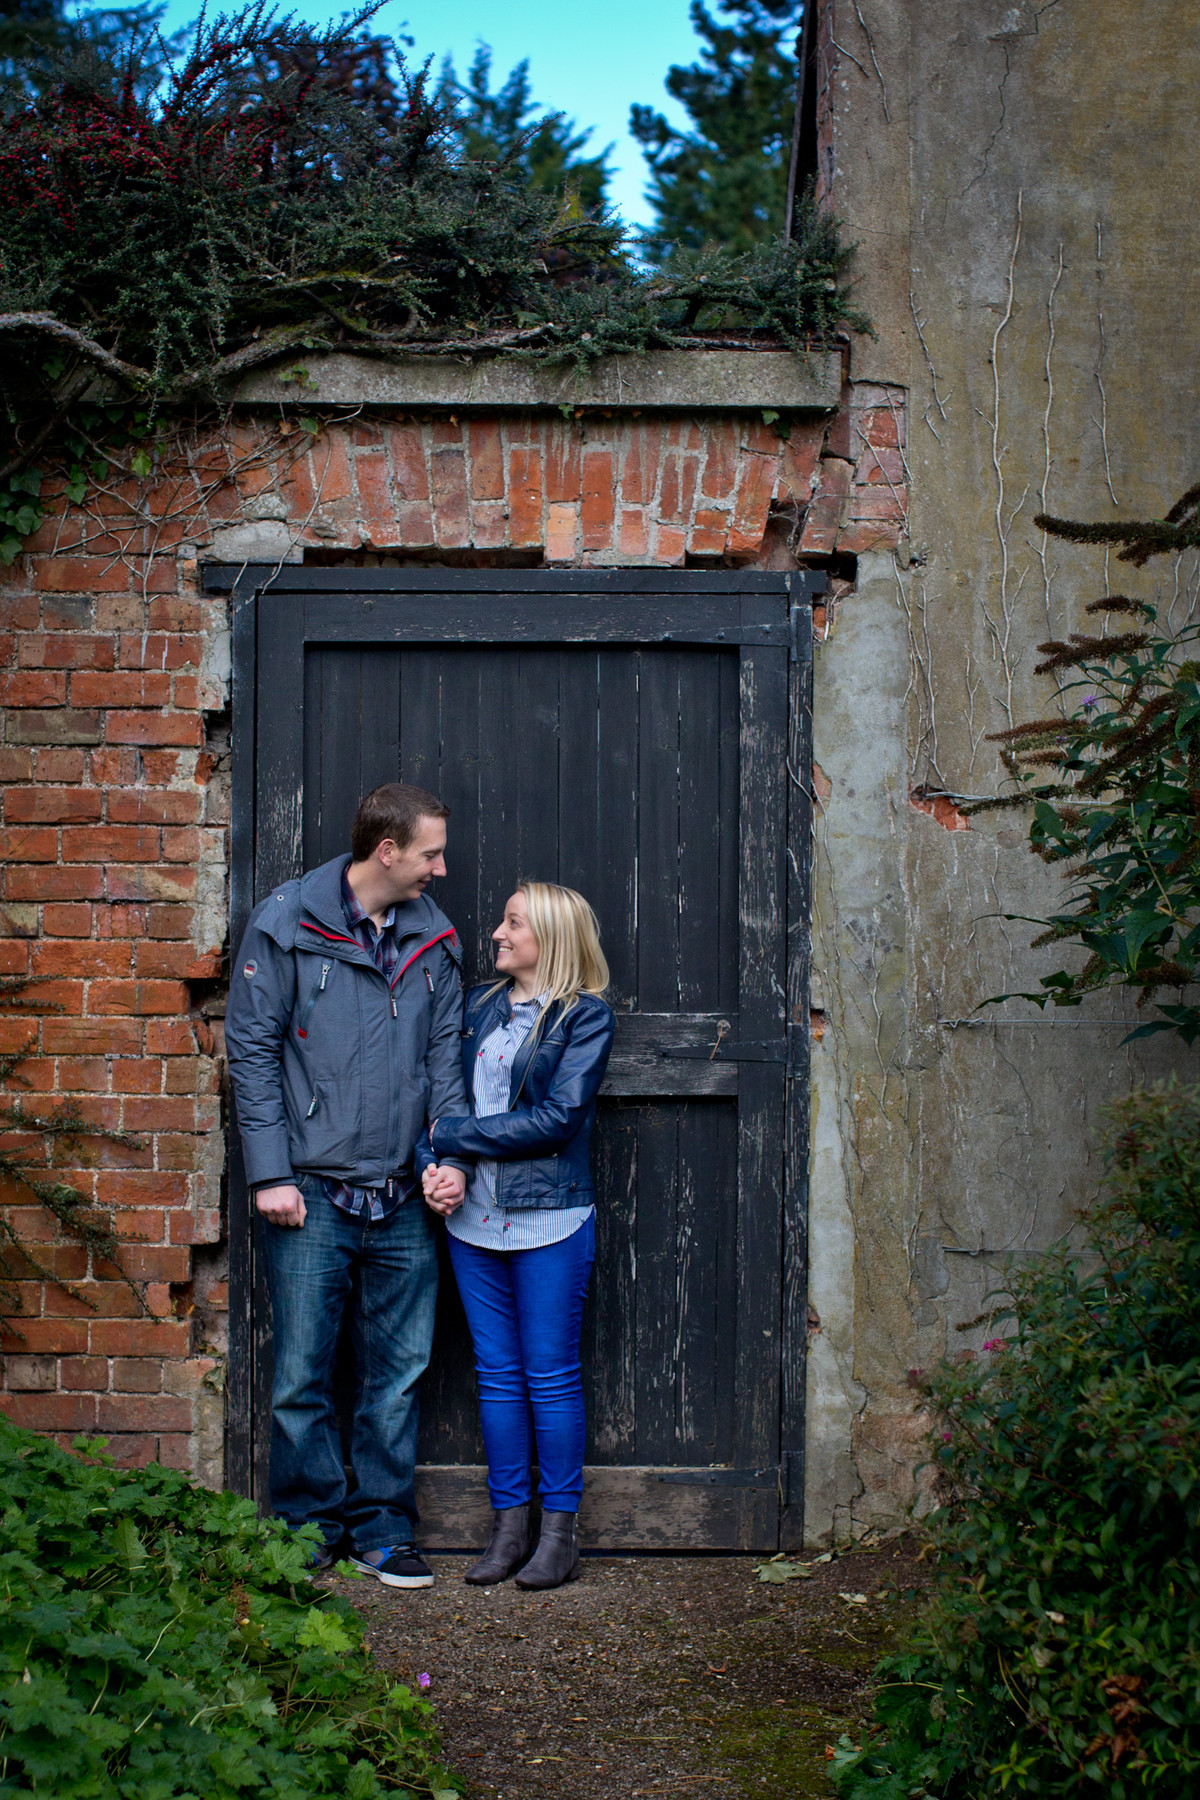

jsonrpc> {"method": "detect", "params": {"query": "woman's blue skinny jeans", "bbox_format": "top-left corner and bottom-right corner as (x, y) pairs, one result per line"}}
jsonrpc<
(447, 1216), (595, 1512)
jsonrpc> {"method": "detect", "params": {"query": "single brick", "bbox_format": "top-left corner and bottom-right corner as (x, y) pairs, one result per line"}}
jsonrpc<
(60, 825), (158, 864)
(95, 1170), (188, 1206)
(42, 1017), (141, 1055)
(111, 1056), (164, 1095)
(506, 447), (543, 548)
(105, 1245), (191, 1282)
(0, 825), (58, 862)
(0, 901), (43, 936)
(101, 1434), (158, 1469)
(112, 1357), (164, 1393)
(144, 1019), (199, 1055)
(0, 1390), (98, 1430)
(33, 559), (133, 594)
(106, 712), (204, 748)
(147, 905), (196, 940)
(0, 749), (34, 781)
(0, 670), (68, 707)
(56, 1056), (109, 1091)
(0, 1319), (88, 1353)
(105, 865), (197, 903)
(33, 941), (131, 978)
(386, 425), (431, 502)
(89, 979), (190, 1017)
(88, 747), (139, 786)
(89, 1319), (190, 1357)
(72, 670), (170, 708)
(7, 708), (102, 746)
(580, 450), (615, 551)
(60, 1356), (110, 1391)
(544, 503), (579, 565)
(354, 451), (400, 546)
(134, 942), (220, 980)
(4, 1352), (57, 1390)
(467, 421), (505, 501)
(32, 748), (86, 782)
(26, 633), (116, 671)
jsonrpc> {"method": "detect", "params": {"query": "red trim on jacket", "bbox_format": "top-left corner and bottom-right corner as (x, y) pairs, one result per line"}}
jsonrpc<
(298, 922), (358, 945)
(393, 928), (458, 988)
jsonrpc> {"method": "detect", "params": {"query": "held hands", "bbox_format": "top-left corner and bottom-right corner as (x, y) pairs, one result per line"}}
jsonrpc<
(255, 1183), (307, 1228)
(422, 1163), (466, 1216)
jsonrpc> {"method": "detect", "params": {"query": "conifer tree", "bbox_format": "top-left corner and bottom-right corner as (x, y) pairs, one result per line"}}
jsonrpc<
(441, 44), (612, 212)
(0, 0), (172, 87)
(631, 0), (800, 255)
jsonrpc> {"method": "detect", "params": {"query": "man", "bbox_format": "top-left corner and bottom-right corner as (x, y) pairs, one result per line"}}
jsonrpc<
(225, 782), (469, 1588)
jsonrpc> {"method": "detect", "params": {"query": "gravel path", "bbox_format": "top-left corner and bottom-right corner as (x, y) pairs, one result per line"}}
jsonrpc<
(325, 1540), (928, 1799)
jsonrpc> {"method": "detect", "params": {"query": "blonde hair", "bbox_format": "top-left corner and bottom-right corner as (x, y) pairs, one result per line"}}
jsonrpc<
(496, 881), (608, 1020)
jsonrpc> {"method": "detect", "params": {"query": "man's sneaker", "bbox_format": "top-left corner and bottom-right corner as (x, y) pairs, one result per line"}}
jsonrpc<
(350, 1545), (434, 1589)
(309, 1542), (336, 1572)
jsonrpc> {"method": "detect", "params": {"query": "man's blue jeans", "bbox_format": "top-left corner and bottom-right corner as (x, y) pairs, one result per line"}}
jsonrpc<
(447, 1216), (595, 1512)
(260, 1177), (438, 1553)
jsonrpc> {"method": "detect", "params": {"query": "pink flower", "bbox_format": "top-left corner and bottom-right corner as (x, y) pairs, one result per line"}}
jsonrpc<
(942, 1432), (953, 1442)
(983, 1339), (1004, 1352)
(417, 1672), (431, 1690)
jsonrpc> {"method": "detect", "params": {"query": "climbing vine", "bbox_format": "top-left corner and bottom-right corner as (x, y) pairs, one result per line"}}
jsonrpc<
(0, 4), (870, 560)
(968, 483), (1200, 1044)
(0, 978), (146, 1329)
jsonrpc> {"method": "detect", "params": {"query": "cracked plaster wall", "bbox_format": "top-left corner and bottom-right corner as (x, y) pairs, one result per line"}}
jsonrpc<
(805, 0), (1200, 1541)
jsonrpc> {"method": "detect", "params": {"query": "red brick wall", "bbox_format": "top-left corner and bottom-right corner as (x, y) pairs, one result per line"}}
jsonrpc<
(0, 387), (905, 1480)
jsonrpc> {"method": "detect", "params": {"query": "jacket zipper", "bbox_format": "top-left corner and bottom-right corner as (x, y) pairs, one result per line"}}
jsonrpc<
(296, 962), (332, 1038)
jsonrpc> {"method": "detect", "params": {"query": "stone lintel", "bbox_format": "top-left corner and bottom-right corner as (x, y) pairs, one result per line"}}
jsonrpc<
(232, 349), (842, 413)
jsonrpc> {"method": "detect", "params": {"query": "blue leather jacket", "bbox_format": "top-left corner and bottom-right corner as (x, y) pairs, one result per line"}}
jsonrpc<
(422, 984), (616, 1209)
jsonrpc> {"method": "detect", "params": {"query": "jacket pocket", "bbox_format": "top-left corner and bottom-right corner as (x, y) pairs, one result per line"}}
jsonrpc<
(295, 1080), (358, 1168)
(296, 961), (333, 1039)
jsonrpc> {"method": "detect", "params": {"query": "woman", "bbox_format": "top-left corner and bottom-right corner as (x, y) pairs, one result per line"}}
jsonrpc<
(420, 882), (615, 1590)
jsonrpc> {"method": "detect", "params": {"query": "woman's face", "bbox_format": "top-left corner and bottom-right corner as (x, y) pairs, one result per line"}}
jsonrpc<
(492, 892), (541, 983)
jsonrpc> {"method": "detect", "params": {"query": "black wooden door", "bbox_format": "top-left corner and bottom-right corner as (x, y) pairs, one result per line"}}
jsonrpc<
(218, 567), (819, 1550)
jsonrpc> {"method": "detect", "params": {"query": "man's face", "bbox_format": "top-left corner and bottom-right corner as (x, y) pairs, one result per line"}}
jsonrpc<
(376, 817), (448, 902)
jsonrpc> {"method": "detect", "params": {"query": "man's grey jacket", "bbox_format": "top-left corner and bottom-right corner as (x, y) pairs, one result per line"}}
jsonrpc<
(225, 854), (470, 1191)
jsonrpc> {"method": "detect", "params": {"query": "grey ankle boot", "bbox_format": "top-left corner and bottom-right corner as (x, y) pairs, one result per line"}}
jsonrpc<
(464, 1506), (533, 1585)
(514, 1510), (581, 1589)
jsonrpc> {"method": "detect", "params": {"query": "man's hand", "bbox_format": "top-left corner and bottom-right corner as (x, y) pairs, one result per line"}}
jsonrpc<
(255, 1183), (307, 1228)
(422, 1164), (466, 1217)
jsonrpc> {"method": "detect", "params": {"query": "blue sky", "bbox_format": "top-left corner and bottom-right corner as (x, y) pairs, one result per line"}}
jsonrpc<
(133, 0), (707, 231)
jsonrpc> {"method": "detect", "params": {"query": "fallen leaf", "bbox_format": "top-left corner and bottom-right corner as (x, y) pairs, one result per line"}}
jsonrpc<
(838, 1592), (868, 1605)
(754, 1559), (813, 1583)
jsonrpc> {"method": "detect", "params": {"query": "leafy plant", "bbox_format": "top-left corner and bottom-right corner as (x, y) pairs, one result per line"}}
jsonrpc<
(0, 1416), (458, 1797)
(833, 1082), (1200, 1797)
(967, 483), (1200, 1045)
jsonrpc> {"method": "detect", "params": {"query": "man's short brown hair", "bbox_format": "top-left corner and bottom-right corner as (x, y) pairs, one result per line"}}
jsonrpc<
(350, 783), (450, 862)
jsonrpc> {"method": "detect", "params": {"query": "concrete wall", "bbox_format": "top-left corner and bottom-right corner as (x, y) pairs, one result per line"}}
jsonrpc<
(804, 0), (1200, 1538)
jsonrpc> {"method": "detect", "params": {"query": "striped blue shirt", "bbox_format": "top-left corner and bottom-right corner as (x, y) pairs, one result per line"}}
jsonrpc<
(446, 992), (593, 1253)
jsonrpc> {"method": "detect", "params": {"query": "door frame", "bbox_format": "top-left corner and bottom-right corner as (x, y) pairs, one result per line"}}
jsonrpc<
(207, 564), (823, 1549)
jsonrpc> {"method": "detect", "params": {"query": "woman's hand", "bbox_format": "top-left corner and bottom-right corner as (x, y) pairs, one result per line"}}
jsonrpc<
(422, 1163), (466, 1216)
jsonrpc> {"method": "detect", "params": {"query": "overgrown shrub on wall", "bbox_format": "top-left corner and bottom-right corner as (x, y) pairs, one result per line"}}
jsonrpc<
(0, 4), (869, 561)
(833, 1083), (1200, 1797)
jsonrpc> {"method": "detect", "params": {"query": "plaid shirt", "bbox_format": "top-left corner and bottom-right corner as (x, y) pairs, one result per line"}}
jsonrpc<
(323, 870), (412, 1222)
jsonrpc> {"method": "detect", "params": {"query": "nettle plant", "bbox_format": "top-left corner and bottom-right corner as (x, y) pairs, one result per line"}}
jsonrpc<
(968, 483), (1200, 1044)
(0, 2), (870, 560)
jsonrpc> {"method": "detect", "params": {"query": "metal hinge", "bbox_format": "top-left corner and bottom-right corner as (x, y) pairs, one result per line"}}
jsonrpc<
(657, 1465), (780, 1492)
